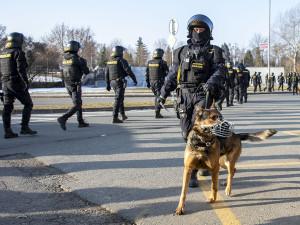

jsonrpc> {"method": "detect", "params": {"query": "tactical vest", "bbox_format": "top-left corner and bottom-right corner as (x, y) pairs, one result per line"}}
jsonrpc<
(107, 57), (126, 80)
(0, 49), (18, 78)
(228, 68), (236, 82)
(177, 46), (214, 85)
(62, 54), (83, 82)
(236, 69), (244, 84)
(148, 59), (164, 80)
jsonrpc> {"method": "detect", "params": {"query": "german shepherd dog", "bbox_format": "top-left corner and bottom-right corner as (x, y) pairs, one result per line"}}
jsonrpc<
(175, 105), (277, 215)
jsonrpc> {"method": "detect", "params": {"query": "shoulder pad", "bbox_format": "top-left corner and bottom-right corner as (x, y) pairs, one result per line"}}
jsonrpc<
(212, 45), (225, 64)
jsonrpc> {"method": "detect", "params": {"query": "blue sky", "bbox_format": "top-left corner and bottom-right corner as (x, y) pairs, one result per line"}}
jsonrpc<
(1, 0), (299, 52)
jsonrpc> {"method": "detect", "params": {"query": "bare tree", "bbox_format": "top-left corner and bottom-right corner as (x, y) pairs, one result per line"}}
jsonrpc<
(0, 24), (7, 51)
(272, 3), (300, 72)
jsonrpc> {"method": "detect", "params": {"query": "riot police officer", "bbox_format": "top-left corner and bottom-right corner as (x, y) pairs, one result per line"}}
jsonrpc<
(270, 72), (276, 91)
(236, 63), (246, 104)
(57, 41), (90, 130)
(277, 72), (284, 91)
(242, 64), (250, 103)
(145, 49), (169, 118)
(257, 72), (262, 91)
(105, 46), (138, 123)
(287, 72), (292, 91)
(251, 72), (258, 92)
(0, 32), (37, 139)
(158, 14), (225, 187)
(292, 72), (298, 95)
(227, 61), (236, 106)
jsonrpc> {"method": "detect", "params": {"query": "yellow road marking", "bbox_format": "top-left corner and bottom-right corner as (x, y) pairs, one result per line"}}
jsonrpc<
(282, 130), (300, 137)
(236, 162), (300, 168)
(198, 176), (241, 225)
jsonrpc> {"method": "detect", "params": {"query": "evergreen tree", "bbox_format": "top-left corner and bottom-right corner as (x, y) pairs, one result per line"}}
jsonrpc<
(134, 37), (149, 66)
(221, 43), (230, 61)
(98, 44), (108, 68)
(253, 47), (264, 67)
(244, 50), (254, 67)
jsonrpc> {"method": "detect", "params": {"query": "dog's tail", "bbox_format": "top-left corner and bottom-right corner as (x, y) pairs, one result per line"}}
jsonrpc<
(238, 129), (277, 142)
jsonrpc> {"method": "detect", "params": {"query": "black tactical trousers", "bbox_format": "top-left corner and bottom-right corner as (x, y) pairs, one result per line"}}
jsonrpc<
(178, 91), (212, 141)
(111, 79), (125, 118)
(253, 82), (257, 92)
(2, 78), (33, 129)
(237, 84), (244, 103)
(292, 83), (298, 95)
(150, 80), (163, 113)
(278, 82), (284, 91)
(229, 87), (235, 104)
(61, 84), (83, 122)
(243, 86), (248, 102)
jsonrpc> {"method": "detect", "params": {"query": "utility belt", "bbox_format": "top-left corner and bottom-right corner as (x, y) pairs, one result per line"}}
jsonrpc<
(179, 83), (205, 94)
(115, 77), (127, 88)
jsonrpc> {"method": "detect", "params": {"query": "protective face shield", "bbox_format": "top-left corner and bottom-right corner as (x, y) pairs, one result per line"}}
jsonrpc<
(200, 119), (234, 137)
(64, 41), (83, 53)
(153, 48), (164, 58)
(111, 46), (126, 57)
(5, 32), (27, 48)
(187, 14), (213, 44)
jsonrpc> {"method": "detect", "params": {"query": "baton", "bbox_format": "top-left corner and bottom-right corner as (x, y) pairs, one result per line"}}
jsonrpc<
(205, 91), (210, 109)
(159, 101), (169, 112)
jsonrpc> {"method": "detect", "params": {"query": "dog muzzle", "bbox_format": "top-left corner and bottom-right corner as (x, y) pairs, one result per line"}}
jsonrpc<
(200, 119), (234, 137)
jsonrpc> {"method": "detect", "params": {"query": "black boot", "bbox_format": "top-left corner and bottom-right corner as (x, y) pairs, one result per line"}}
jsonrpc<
(112, 117), (123, 123)
(189, 169), (199, 187)
(20, 126), (37, 135)
(121, 114), (128, 121)
(199, 170), (210, 176)
(155, 112), (163, 119)
(57, 117), (67, 130)
(4, 128), (18, 139)
(78, 120), (89, 128)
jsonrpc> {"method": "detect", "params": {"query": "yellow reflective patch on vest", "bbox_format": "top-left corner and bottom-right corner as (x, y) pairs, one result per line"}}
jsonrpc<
(0, 53), (11, 58)
(208, 48), (214, 54)
(192, 62), (204, 68)
(107, 61), (117, 65)
(238, 74), (243, 77)
(149, 63), (159, 67)
(229, 71), (233, 73)
(63, 60), (73, 64)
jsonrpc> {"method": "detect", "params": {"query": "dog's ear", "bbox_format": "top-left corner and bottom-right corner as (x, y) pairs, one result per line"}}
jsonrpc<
(195, 106), (204, 118)
(210, 98), (216, 109)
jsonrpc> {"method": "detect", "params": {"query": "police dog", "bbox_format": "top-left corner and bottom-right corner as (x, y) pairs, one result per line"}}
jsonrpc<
(175, 105), (277, 215)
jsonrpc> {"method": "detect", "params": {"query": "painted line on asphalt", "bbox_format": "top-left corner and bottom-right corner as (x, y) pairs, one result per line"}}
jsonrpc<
(282, 130), (300, 137)
(236, 161), (300, 168)
(198, 176), (241, 225)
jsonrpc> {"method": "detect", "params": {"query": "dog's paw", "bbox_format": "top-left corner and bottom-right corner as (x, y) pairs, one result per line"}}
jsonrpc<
(221, 180), (227, 186)
(225, 187), (231, 196)
(175, 207), (184, 215)
(206, 198), (216, 203)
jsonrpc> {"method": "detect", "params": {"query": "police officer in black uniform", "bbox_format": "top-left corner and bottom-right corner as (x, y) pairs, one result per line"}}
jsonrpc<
(270, 72), (276, 92)
(57, 41), (90, 130)
(227, 61), (236, 106)
(287, 72), (292, 91)
(236, 63), (245, 104)
(251, 72), (258, 92)
(257, 72), (262, 91)
(105, 46), (138, 123)
(278, 72), (284, 91)
(242, 64), (250, 103)
(292, 72), (299, 95)
(145, 49), (169, 118)
(158, 14), (225, 187)
(0, 32), (37, 139)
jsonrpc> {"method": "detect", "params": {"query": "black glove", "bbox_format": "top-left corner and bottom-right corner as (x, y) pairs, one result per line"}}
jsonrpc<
(157, 96), (166, 105)
(203, 83), (214, 94)
(106, 85), (111, 91)
(133, 81), (138, 86)
(147, 82), (151, 89)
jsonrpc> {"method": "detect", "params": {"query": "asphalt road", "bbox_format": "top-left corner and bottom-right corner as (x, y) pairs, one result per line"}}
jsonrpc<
(0, 93), (300, 225)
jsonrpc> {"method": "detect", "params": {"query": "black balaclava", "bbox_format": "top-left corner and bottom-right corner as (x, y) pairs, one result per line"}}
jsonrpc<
(191, 26), (210, 45)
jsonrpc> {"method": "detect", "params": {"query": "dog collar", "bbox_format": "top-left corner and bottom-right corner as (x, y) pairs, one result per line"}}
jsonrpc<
(190, 133), (216, 147)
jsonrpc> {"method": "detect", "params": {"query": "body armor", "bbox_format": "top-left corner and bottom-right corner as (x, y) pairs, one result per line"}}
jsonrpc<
(107, 57), (126, 80)
(148, 59), (164, 80)
(0, 49), (18, 79)
(178, 46), (214, 85)
(62, 54), (83, 82)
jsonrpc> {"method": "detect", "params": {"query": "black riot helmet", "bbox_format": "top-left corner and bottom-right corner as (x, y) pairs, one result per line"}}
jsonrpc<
(236, 63), (245, 71)
(5, 32), (27, 48)
(64, 40), (83, 53)
(153, 48), (164, 59)
(111, 46), (126, 57)
(226, 61), (233, 68)
(187, 14), (213, 44)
